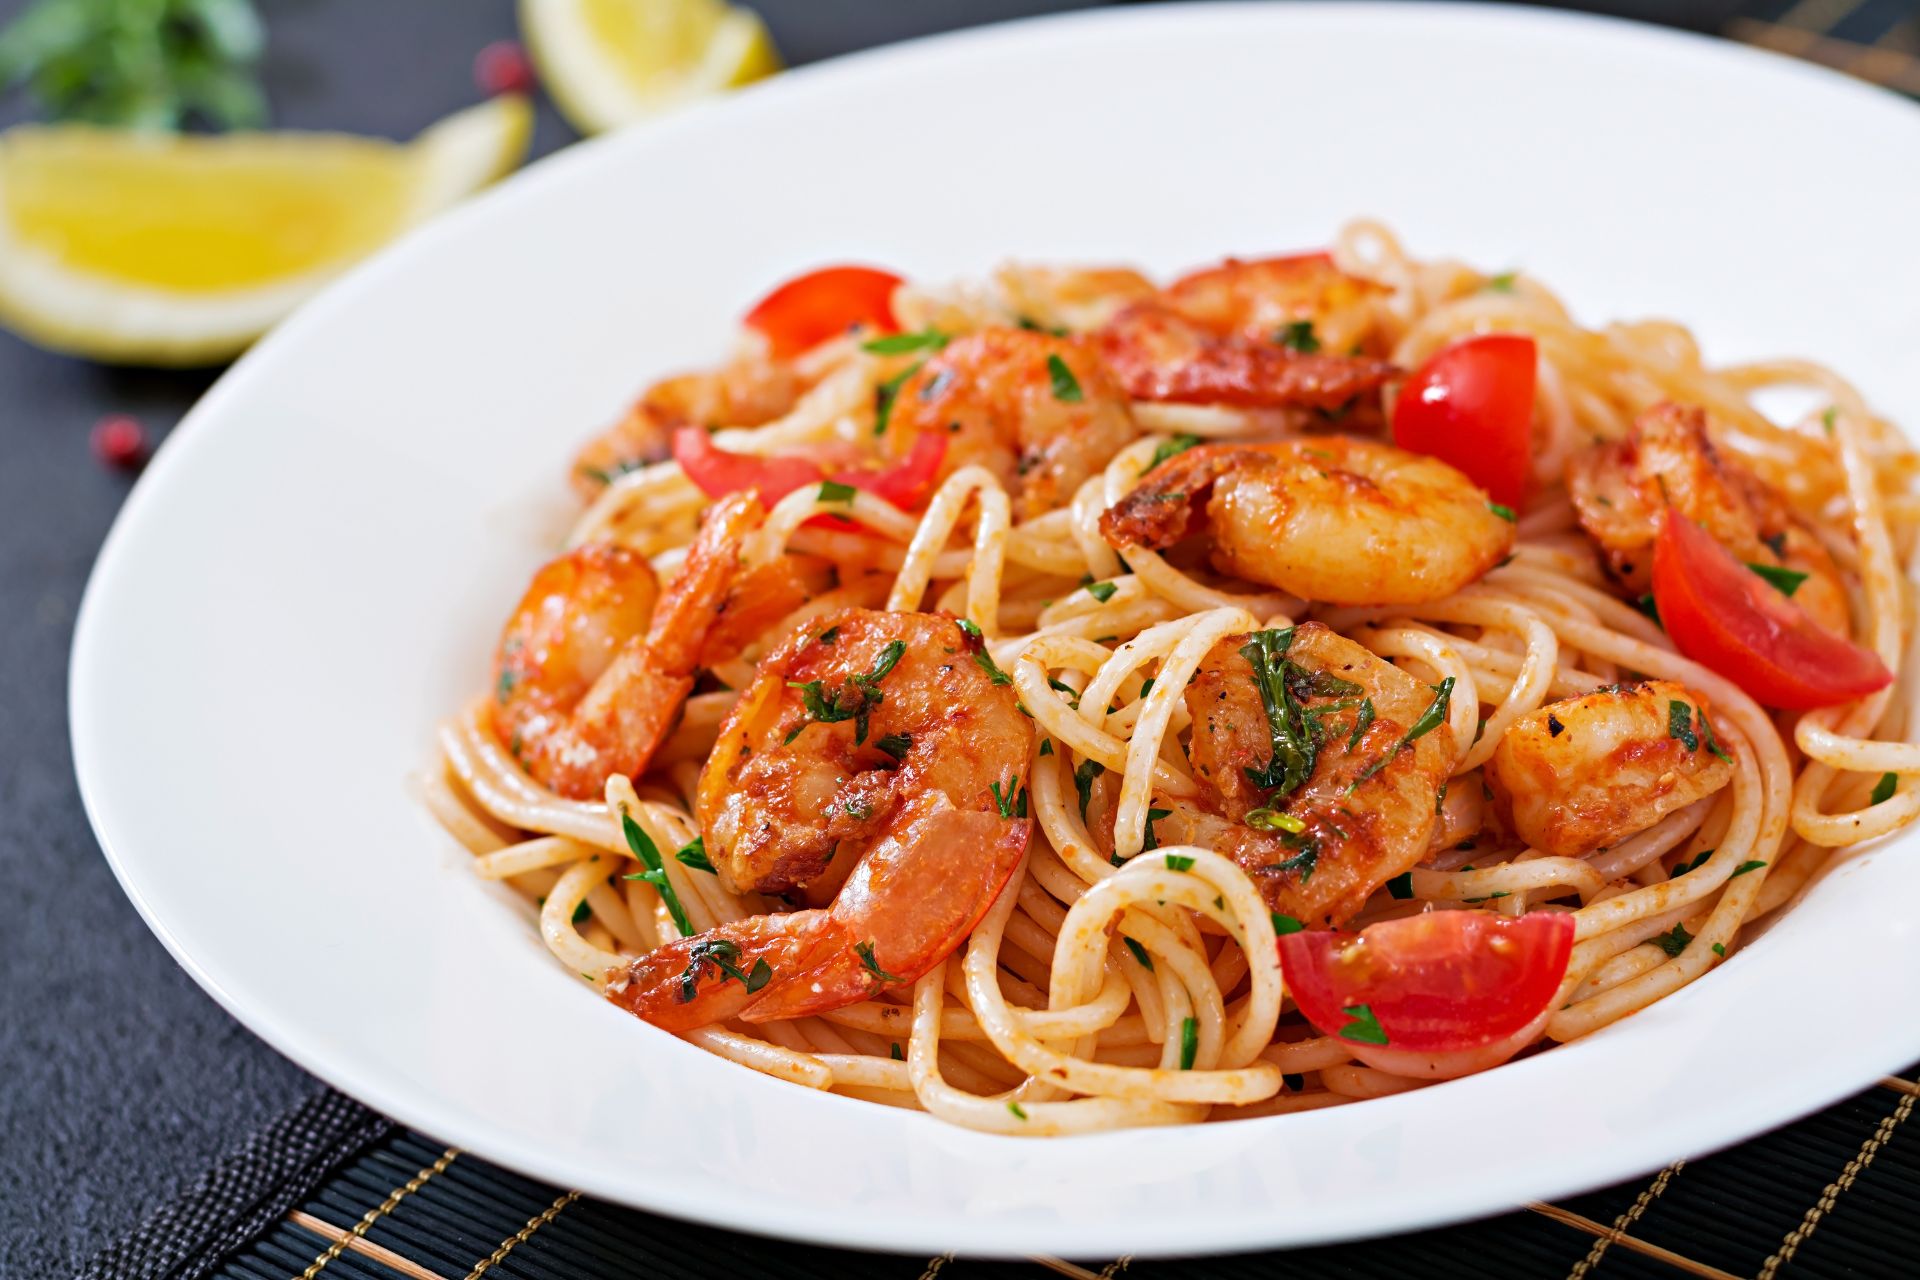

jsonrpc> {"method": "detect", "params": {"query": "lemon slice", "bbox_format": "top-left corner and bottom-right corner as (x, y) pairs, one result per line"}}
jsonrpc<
(0, 96), (533, 366)
(520, 0), (781, 136)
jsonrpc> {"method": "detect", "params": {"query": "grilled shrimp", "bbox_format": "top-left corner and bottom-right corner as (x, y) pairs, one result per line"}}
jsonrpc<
(1096, 255), (1397, 413)
(607, 609), (1035, 1031)
(1484, 680), (1734, 856)
(1146, 623), (1455, 928)
(1100, 437), (1514, 605)
(571, 357), (800, 501)
(883, 327), (1139, 522)
(1567, 402), (1848, 634)
(490, 493), (822, 798)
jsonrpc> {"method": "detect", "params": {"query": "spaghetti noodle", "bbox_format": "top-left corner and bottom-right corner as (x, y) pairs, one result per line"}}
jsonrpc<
(423, 222), (1920, 1134)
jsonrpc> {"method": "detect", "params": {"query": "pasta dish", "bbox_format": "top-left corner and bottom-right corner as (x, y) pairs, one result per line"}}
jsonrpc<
(421, 222), (1918, 1134)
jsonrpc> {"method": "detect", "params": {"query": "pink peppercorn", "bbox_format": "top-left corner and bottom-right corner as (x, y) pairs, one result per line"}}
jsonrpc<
(91, 414), (148, 470)
(474, 40), (535, 97)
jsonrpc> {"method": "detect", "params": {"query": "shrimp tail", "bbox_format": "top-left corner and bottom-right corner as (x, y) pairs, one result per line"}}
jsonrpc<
(1096, 302), (1397, 410)
(604, 911), (832, 1034)
(1097, 444), (1264, 550)
(739, 795), (1031, 1023)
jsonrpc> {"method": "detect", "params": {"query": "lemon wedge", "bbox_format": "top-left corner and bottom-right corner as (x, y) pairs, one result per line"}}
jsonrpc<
(0, 96), (533, 366)
(520, 0), (780, 136)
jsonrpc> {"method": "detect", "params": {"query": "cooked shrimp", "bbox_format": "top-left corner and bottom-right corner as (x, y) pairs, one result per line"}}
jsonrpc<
(1095, 255), (1397, 414)
(491, 492), (822, 798)
(1484, 680), (1735, 857)
(571, 356), (800, 501)
(607, 608), (1034, 1031)
(1567, 402), (1849, 634)
(1142, 623), (1455, 928)
(884, 327), (1139, 521)
(1100, 437), (1514, 605)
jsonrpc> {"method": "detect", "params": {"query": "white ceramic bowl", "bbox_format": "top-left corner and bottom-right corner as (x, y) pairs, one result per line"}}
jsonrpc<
(70, 2), (1920, 1259)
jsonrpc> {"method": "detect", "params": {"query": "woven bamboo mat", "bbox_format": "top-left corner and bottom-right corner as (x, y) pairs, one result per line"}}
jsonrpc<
(209, 1068), (1919, 1279)
(88, 3), (1920, 1278)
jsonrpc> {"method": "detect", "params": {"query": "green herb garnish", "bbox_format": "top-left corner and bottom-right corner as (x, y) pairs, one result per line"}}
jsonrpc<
(855, 940), (905, 984)
(1147, 433), (1202, 471)
(1277, 320), (1321, 353)
(1122, 936), (1153, 971)
(1179, 1016), (1198, 1069)
(875, 733), (912, 761)
(619, 810), (691, 936)
(817, 479), (857, 505)
(1164, 853), (1195, 872)
(1073, 758), (1104, 821)
(862, 328), (949, 354)
(872, 360), (923, 435)
(1270, 912), (1304, 936)
(1872, 772), (1899, 805)
(1007, 1100), (1028, 1121)
(1046, 353), (1083, 402)
(1487, 502), (1517, 522)
(1667, 699), (1700, 752)
(1746, 561), (1808, 597)
(1653, 923), (1693, 958)
(1730, 860), (1767, 878)
(674, 836), (714, 873)
(1338, 1003), (1388, 1045)
(1142, 807), (1172, 851)
(1085, 579), (1118, 603)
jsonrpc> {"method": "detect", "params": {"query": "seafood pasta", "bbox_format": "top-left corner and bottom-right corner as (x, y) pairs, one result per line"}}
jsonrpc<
(423, 223), (1920, 1134)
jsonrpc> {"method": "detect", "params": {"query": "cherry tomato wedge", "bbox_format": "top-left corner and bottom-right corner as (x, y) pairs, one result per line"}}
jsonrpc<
(1278, 910), (1574, 1054)
(1651, 511), (1891, 709)
(1392, 333), (1537, 510)
(742, 265), (903, 358)
(670, 428), (947, 525)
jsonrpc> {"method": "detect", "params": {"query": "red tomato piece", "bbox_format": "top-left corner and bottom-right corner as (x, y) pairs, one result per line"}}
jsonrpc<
(671, 429), (948, 530)
(742, 265), (903, 358)
(1392, 333), (1537, 510)
(1651, 511), (1891, 709)
(1278, 910), (1574, 1054)
(671, 427), (825, 505)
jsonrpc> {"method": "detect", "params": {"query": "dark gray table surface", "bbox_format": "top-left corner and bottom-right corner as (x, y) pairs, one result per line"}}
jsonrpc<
(0, 1), (1754, 1276)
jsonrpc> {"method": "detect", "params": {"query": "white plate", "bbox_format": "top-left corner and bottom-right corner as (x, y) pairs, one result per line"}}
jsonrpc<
(71, 2), (1920, 1259)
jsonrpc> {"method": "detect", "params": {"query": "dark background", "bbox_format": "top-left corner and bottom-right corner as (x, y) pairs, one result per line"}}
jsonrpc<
(0, 0), (1792, 1275)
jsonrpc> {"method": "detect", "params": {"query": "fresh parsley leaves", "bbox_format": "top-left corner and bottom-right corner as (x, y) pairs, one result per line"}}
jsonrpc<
(1046, 354), (1083, 402)
(1337, 1003), (1388, 1045)
(862, 328), (949, 354)
(855, 940), (905, 984)
(619, 810), (690, 936)
(1745, 561), (1808, 597)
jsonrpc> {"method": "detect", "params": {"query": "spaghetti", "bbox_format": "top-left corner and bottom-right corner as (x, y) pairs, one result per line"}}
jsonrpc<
(423, 222), (1920, 1134)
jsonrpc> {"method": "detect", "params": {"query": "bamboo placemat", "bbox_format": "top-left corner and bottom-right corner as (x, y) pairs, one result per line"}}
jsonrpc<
(79, 4), (1920, 1278)
(194, 1067), (1918, 1280)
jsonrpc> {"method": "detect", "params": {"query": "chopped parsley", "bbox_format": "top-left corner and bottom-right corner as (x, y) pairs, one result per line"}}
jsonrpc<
(875, 733), (912, 761)
(1653, 923), (1693, 957)
(675, 937), (772, 1003)
(1270, 911), (1304, 936)
(1730, 860), (1767, 878)
(1038, 739), (1054, 757)
(1350, 678), (1454, 792)
(1016, 315), (1069, 336)
(1667, 699), (1700, 752)
(817, 479), (857, 505)
(1386, 871), (1413, 900)
(954, 617), (1012, 686)
(1270, 835), (1319, 883)
(1338, 1003), (1389, 1046)
(1669, 849), (1714, 878)
(674, 836), (714, 873)
(872, 361), (924, 435)
(1142, 807), (1173, 850)
(1148, 433), (1202, 471)
(1277, 319), (1321, 353)
(1698, 709), (1733, 763)
(785, 639), (907, 745)
(1636, 593), (1663, 628)
(855, 940), (905, 984)
(1007, 1100), (1028, 1121)
(990, 776), (1029, 820)
(1179, 1016), (1199, 1069)
(1240, 628), (1317, 797)
(1872, 772), (1899, 805)
(1345, 697), (1376, 752)
(1085, 579), (1118, 603)
(1164, 853), (1196, 872)
(619, 810), (691, 936)
(1073, 758), (1105, 820)
(890, 1043), (904, 1061)
(862, 328), (949, 354)
(1821, 407), (1838, 436)
(1746, 561), (1808, 597)
(1122, 936), (1154, 971)
(1485, 271), (1518, 293)
(1246, 808), (1305, 834)
(1047, 676), (1082, 709)
(1046, 354), (1083, 402)
(1487, 502), (1517, 523)
(1712, 943), (1727, 958)
(571, 900), (590, 925)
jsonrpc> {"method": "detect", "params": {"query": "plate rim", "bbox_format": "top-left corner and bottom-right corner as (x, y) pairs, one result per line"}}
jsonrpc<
(69, 0), (1920, 1259)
